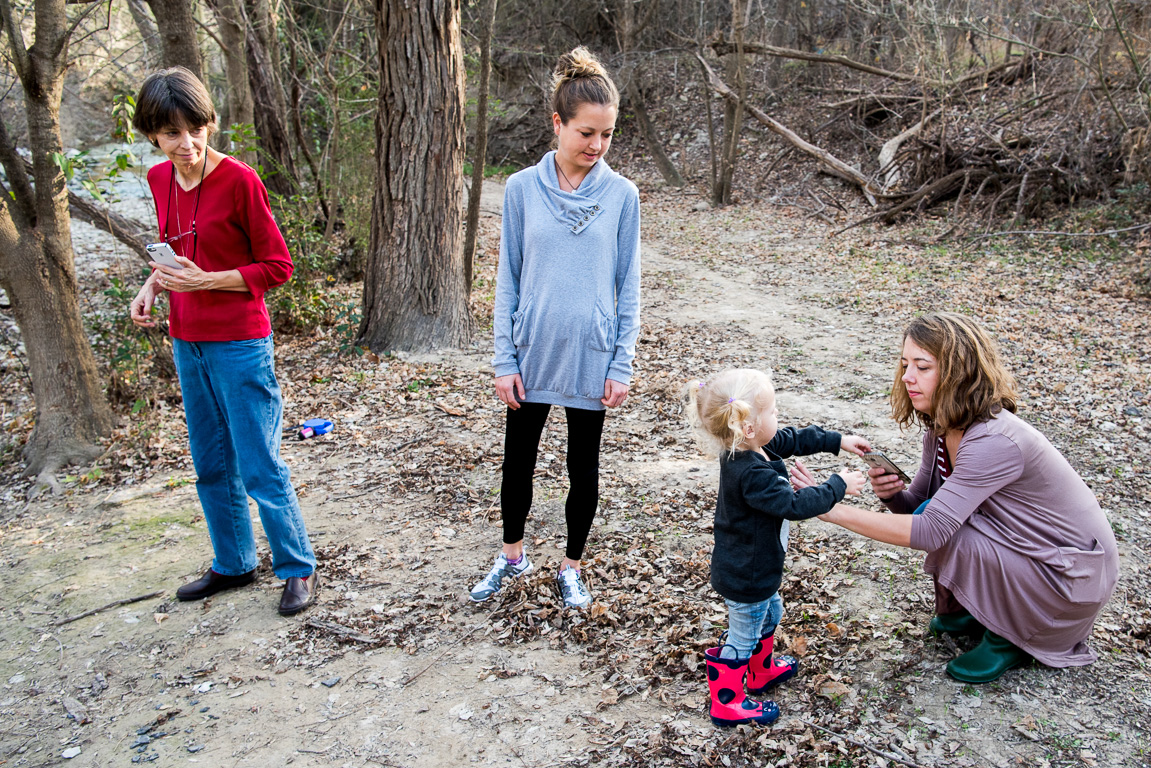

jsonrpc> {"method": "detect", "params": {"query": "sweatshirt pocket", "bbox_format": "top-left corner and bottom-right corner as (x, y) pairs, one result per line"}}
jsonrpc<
(511, 304), (532, 347)
(589, 305), (617, 352)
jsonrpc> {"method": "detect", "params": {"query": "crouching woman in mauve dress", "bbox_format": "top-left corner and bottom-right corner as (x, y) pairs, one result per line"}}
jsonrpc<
(814, 312), (1118, 683)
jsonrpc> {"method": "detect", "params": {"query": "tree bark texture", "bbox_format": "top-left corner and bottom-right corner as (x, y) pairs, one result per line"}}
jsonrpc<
(206, 0), (257, 167)
(146, 0), (203, 80)
(359, 0), (471, 352)
(463, 0), (498, 291)
(126, 0), (162, 69)
(0, 0), (114, 482)
(714, 0), (748, 205)
(244, 0), (298, 197)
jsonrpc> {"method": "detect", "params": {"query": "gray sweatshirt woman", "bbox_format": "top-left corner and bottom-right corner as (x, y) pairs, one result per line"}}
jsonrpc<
(492, 151), (641, 410)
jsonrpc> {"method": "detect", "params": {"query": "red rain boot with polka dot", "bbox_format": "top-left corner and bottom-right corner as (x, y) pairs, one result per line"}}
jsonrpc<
(705, 646), (780, 728)
(746, 632), (798, 695)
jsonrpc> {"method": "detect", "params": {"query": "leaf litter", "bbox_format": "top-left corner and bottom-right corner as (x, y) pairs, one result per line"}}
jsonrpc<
(1, 185), (1149, 766)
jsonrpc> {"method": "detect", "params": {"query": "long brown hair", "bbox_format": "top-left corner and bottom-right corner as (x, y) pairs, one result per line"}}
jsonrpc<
(891, 312), (1018, 433)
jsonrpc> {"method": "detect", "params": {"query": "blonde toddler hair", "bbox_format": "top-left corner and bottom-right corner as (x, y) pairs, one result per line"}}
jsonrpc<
(687, 368), (774, 456)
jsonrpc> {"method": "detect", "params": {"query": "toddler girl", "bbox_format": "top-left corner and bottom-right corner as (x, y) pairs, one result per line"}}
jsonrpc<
(689, 368), (869, 727)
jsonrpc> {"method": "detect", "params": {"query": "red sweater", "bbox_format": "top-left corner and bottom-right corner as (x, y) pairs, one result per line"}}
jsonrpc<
(147, 156), (293, 341)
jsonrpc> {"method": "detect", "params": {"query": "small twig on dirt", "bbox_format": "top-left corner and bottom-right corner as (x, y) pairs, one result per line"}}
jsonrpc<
(508, 741), (534, 768)
(321, 483), (386, 503)
(965, 222), (1151, 239)
(797, 718), (930, 768)
(402, 604), (509, 688)
(53, 590), (165, 626)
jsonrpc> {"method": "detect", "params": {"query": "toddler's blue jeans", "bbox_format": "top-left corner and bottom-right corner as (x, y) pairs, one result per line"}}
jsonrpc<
(719, 592), (784, 661)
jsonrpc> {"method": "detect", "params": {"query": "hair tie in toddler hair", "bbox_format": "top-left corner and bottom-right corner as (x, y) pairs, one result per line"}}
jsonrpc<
(727, 397), (734, 403)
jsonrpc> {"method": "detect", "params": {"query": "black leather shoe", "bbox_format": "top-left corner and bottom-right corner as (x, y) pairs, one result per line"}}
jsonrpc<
(176, 569), (257, 601)
(278, 572), (318, 616)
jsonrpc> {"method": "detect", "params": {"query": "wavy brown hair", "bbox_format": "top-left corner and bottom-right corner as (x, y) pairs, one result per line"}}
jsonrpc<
(891, 312), (1018, 433)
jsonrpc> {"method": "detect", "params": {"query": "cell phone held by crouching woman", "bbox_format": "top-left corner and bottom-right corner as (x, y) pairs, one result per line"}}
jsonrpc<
(861, 450), (911, 484)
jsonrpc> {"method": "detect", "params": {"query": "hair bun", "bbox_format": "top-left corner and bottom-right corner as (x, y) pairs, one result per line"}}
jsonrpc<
(553, 46), (608, 84)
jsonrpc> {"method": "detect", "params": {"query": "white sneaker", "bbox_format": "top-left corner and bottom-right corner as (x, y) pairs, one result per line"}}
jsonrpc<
(555, 565), (591, 609)
(469, 552), (533, 602)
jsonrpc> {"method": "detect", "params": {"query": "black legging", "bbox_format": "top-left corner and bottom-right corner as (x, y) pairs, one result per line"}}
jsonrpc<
(500, 402), (606, 561)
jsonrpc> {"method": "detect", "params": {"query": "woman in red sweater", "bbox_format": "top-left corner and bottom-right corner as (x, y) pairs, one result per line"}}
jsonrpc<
(129, 67), (317, 616)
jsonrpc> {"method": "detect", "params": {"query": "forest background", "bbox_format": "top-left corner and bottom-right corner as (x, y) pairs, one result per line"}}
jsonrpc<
(1, 0), (1150, 766)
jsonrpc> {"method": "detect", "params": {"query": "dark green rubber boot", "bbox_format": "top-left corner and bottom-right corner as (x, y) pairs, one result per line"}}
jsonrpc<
(929, 609), (985, 639)
(946, 631), (1029, 683)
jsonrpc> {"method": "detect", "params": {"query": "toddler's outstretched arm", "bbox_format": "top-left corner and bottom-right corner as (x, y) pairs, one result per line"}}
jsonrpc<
(791, 460), (864, 495)
(840, 434), (871, 457)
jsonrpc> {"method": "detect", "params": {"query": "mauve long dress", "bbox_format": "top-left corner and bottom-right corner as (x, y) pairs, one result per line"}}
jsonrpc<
(884, 410), (1119, 667)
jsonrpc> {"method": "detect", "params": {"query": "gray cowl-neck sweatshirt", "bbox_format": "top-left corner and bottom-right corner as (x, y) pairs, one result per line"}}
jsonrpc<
(492, 151), (641, 410)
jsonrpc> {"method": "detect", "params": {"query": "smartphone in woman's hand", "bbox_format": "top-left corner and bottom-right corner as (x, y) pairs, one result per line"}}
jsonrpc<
(146, 242), (184, 270)
(861, 451), (911, 483)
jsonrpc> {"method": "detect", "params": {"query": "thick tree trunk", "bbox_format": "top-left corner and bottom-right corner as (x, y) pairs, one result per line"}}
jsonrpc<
(206, 0), (257, 167)
(463, 0), (498, 292)
(147, 0), (203, 79)
(0, 0), (114, 488)
(358, 0), (471, 351)
(126, 0), (162, 68)
(244, 0), (298, 197)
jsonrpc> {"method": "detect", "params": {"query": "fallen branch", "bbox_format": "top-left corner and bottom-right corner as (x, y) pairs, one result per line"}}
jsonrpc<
(966, 222), (1151, 239)
(696, 53), (883, 207)
(53, 590), (165, 626)
(798, 718), (930, 768)
(22, 157), (154, 263)
(878, 108), (943, 190)
(305, 617), (378, 644)
(711, 36), (1022, 91)
(67, 191), (153, 263)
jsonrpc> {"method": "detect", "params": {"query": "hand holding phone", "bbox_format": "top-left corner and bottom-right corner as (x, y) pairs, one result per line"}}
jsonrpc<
(861, 450), (911, 484)
(145, 242), (185, 270)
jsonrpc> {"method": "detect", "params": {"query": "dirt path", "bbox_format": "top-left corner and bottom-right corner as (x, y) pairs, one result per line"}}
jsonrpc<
(2, 183), (1149, 768)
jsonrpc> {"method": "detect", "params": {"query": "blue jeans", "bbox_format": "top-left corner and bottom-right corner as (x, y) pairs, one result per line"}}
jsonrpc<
(174, 336), (315, 579)
(719, 592), (785, 661)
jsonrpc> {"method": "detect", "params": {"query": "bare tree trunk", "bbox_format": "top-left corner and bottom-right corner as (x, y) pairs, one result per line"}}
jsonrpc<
(463, 0), (498, 293)
(244, 0), (298, 197)
(126, 0), (162, 68)
(0, 0), (114, 489)
(626, 72), (685, 187)
(206, 0), (257, 167)
(147, 0), (203, 79)
(609, 0), (684, 187)
(714, 0), (747, 205)
(358, 0), (472, 351)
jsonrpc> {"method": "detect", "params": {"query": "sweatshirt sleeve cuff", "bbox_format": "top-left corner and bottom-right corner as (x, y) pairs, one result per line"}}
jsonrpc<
(826, 473), (847, 502)
(823, 430), (842, 455)
(492, 363), (521, 378)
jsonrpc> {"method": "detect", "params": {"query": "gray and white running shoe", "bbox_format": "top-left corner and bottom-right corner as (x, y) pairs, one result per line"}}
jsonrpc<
(555, 565), (591, 609)
(469, 552), (533, 602)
